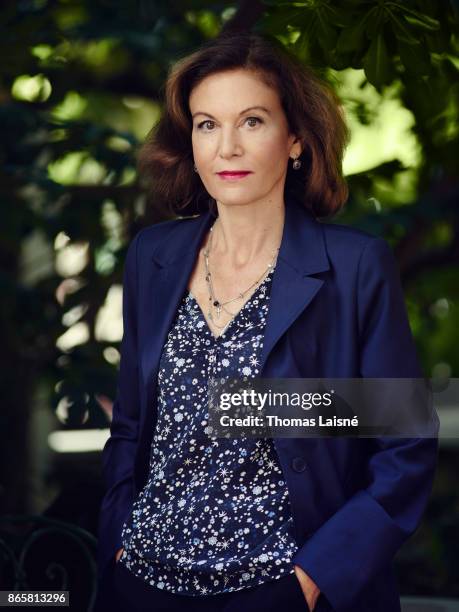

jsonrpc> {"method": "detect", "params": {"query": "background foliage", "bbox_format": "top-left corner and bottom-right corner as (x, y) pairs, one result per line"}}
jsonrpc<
(0, 0), (458, 598)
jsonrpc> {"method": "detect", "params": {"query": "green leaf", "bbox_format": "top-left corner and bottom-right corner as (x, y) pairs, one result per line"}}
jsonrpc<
(336, 16), (369, 53)
(292, 29), (311, 63)
(315, 7), (338, 53)
(390, 14), (420, 45)
(404, 14), (441, 31)
(258, 8), (305, 33)
(390, 4), (440, 31)
(329, 49), (352, 71)
(365, 6), (384, 39)
(363, 33), (392, 89)
(321, 4), (355, 28)
(398, 40), (431, 76)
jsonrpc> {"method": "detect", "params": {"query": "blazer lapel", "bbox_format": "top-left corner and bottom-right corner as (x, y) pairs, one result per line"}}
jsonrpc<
(139, 195), (330, 421)
(259, 198), (329, 372)
(139, 210), (215, 389)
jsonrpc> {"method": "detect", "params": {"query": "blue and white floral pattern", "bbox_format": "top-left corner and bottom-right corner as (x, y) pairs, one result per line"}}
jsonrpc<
(119, 264), (298, 595)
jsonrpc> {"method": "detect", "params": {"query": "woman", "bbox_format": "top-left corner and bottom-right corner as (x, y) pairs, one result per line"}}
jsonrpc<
(95, 32), (438, 612)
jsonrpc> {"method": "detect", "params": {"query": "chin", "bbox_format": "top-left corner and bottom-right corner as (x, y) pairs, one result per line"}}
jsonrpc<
(213, 191), (264, 208)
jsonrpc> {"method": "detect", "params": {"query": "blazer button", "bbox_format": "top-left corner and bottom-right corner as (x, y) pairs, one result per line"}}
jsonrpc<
(292, 457), (307, 472)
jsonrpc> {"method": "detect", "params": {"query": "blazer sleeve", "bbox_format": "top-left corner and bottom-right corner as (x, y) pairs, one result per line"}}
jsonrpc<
(291, 237), (439, 612)
(97, 229), (142, 576)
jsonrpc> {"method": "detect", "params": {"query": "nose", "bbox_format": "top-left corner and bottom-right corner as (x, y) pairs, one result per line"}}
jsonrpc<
(218, 125), (242, 159)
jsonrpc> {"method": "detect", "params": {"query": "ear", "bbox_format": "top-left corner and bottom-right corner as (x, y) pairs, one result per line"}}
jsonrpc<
(288, 134), (302, 158)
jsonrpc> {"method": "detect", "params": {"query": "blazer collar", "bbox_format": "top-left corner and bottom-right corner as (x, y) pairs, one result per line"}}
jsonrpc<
(151, 194), (330, 277)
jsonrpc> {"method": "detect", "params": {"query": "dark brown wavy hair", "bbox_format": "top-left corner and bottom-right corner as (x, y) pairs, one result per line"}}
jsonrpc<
(137, 31), (350, 219)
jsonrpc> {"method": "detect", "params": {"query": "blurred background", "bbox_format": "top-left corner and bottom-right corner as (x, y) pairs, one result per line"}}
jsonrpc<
(0, 0), (458, 610)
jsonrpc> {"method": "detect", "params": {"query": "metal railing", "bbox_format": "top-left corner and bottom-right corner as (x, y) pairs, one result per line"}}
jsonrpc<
(0, 515), (97, 611)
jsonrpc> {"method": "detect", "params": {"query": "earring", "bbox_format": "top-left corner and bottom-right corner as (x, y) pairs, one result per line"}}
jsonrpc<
(193, 164), (198, 172)
(292, 156), (302, 170)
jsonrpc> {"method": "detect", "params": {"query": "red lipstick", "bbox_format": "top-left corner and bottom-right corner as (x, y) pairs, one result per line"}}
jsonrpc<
(217, 171), (252, 180)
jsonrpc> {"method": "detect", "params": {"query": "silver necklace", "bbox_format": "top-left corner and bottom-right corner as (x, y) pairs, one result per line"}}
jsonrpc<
(203, 220), (279, 329)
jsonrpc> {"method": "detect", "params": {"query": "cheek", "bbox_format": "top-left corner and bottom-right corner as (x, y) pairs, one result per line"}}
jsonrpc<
(255, 136), (290, 171)
(192, 137), (215, 163)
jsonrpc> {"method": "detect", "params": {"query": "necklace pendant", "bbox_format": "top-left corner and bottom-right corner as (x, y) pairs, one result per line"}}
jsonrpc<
(212, 300), (221, 318)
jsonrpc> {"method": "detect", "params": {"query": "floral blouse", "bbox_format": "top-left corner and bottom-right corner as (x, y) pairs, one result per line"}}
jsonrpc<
(119, 262), (299, 595)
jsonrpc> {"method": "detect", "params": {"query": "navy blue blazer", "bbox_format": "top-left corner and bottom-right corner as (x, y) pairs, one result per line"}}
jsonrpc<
(97, 194), (438, 611)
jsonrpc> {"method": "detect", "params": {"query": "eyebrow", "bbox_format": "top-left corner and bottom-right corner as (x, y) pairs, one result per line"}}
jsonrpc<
(191, 106), (271, 120)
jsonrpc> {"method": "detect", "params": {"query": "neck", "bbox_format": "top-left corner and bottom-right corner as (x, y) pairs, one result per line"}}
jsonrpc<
(208, 197), (285, 270)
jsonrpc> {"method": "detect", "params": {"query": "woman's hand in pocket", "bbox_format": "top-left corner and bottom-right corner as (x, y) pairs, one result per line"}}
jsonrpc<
(115, 547), (124, 563)
(293, 564), (321, 611)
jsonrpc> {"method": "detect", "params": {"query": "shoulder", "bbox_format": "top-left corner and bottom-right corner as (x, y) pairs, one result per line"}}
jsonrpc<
(319, 219), (395, 271)
(138, 213), (201, 243)
(131, 214), (202, 259)
(320, 218), (384, 252)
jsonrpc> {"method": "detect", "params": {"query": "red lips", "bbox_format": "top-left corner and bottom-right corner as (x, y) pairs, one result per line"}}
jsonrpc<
(217, 171), (252, 177)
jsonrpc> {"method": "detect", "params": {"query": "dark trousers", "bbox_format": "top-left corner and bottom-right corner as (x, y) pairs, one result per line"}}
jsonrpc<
(93, 558), (332, 612)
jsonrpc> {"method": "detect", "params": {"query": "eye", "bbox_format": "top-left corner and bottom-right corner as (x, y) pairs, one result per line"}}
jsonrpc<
(196, 119), (216, 131)
(245, 116), (263, 127)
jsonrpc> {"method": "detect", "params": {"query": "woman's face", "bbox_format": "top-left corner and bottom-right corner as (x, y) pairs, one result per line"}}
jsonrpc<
(189, 68), (300, 208)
